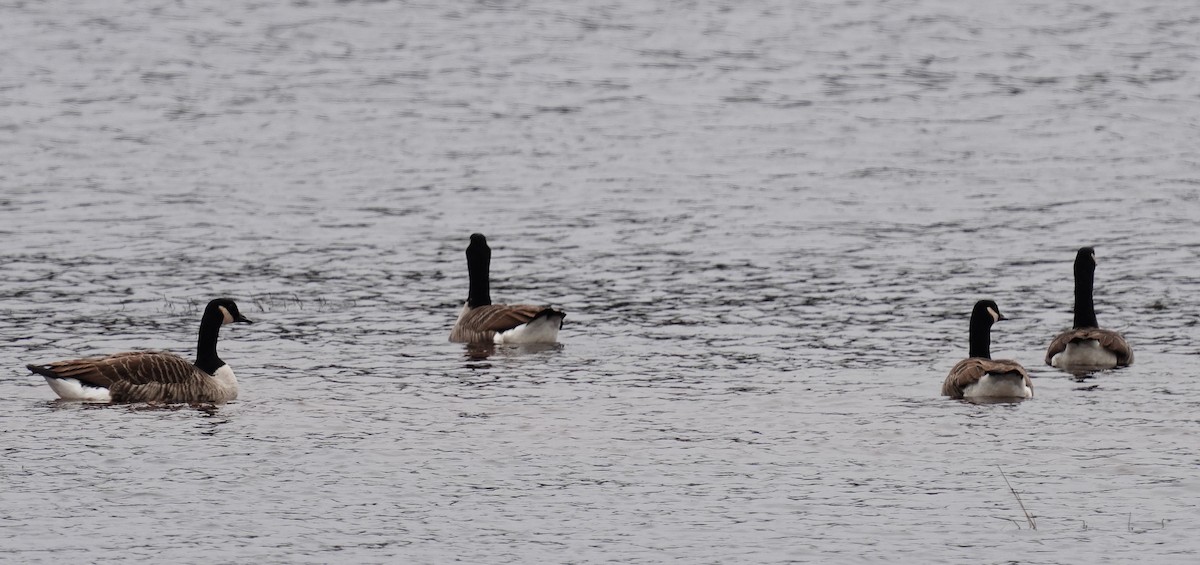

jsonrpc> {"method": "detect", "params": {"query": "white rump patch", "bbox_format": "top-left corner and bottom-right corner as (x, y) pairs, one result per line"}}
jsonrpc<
(1051, 339), (1118, 370)
(494, 314), (563, 344)
(963, 373), (1032, 399)
(44, 377), (112, 402)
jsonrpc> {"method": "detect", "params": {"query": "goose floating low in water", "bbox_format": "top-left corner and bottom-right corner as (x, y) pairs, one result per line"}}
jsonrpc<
(26, 298), (253, 403)
(449, 233), (565, 344)
(1045, 247), (1133, 371)
(942, 300), (1033, 400)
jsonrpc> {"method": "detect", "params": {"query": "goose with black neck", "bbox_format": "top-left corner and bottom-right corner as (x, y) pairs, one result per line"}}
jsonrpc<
(943, 300), (1033, 400)
(449, 233), (565, 344)
(26, 298), (253, 403)
(1045, 247), (1133, 371)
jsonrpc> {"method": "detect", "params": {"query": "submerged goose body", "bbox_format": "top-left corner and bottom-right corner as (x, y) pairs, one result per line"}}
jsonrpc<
(449, 233), (565, 344)
(942, 300), (1033, 400)
(1045, 247), (1133, 370)
(26, 298), (253, 403)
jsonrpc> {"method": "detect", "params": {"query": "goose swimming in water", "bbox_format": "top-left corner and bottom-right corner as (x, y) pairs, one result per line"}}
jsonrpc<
(449, 233), (565, 344)
(942, 300), (1033, 400)
(25, 298), (253, 403)
(1045, 247), (1133, 371)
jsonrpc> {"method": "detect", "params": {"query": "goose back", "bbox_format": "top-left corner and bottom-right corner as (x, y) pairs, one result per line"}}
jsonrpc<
(1045, 328), (1133, 366)
(942, 358), (1032, 399)
(450, 304), (564, 343)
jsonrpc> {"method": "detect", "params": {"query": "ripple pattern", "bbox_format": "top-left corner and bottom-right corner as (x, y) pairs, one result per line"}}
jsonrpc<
(2, 0), (1199, 563)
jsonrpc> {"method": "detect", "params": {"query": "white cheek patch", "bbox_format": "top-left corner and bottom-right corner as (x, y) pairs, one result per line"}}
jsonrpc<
(987, 307), (1000, 322)
(219, 306), (234, 325)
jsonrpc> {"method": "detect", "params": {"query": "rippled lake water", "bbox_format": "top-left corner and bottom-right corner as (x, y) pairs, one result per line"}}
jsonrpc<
(2, 0), (1199, 562)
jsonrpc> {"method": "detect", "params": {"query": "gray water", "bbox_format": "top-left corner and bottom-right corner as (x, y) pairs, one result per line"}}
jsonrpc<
(2, 0), (1199, 563)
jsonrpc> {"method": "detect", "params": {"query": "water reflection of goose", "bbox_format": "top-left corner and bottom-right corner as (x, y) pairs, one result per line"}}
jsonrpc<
(1045, 247), (1134, 371)
(449, 233), (565, 344)
(25, 298), (253, 403)
(942, 300), (1033, 400)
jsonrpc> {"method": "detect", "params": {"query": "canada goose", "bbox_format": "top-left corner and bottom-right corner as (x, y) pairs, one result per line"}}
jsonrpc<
(449, 233), (565, 344)
(1045, 247), (1133, 370)
(942, 300), (1033, 400)
(25, 298), (253, 403)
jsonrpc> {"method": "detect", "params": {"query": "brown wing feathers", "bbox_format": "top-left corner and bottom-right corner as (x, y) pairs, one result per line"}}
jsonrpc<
(942, 359), (986, 399)
(463, 307), (544, 333)
(27, 351), (202, 388)
(451, 304), (565, 342)
(464, 304), (547, 333)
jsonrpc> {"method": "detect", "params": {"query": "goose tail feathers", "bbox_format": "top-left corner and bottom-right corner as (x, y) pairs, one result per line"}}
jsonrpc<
(26, 364), (58, 379)
(533, 307), (566, 327)
(495, 308), (566, 344)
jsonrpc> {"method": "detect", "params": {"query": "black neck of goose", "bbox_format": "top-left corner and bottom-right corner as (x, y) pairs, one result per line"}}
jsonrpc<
(466, 242), (492, 308)
(968, 310), (992, 359)
(194, 308), (224, 375)
(1074, 261), (1098, 328)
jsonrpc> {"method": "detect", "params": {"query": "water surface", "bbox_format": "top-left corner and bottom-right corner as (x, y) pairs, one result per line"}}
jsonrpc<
(2, 0), (1199, 563)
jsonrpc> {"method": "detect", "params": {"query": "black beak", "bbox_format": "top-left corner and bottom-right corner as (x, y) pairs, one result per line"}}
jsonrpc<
(997, 313), (1008, 321)
(236, 314), (253, 324)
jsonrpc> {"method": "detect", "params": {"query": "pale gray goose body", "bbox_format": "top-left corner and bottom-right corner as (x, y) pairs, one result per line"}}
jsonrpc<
(942, 300), (1033, 400)
(26, 298), (252, 403)
(449, 233), (565, 344)
(1045, 247), (1133, 370)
